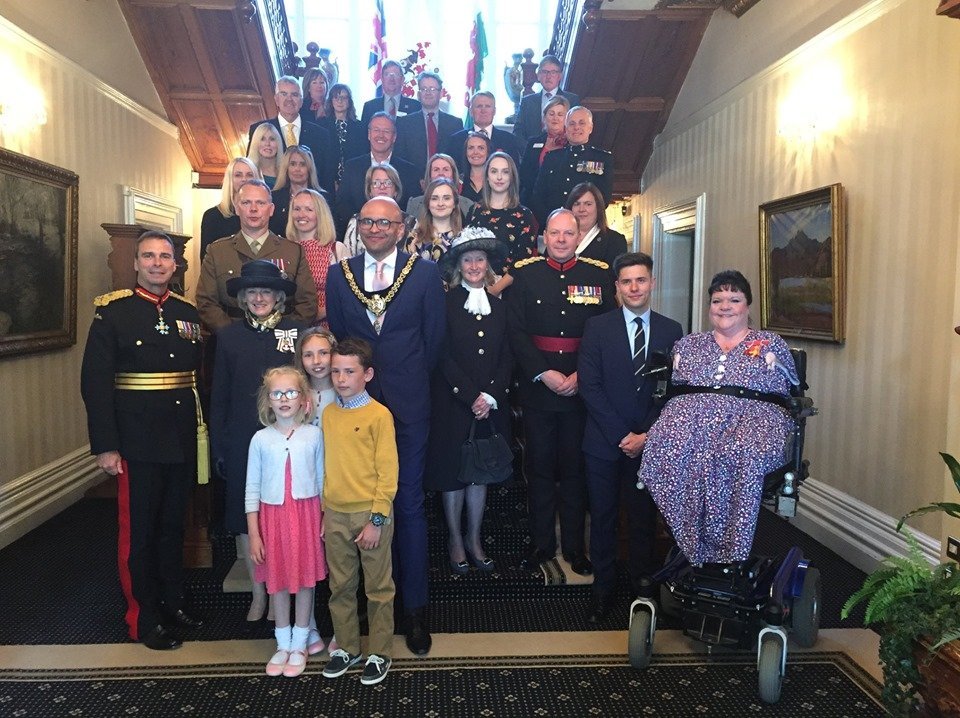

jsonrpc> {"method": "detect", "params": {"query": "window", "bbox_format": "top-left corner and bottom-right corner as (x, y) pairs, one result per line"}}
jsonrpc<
(287, 0), (557, 122)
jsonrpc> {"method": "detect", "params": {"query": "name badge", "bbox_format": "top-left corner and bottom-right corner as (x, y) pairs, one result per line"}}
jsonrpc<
(532, 142), (545, 149)
(576, 160), (605, 176)
(176, 320), (201, 340)
(567, 286), (602, 305)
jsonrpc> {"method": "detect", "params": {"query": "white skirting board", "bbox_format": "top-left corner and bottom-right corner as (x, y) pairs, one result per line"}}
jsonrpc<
(787, 476), (940, 573)
(0, 448), (104, 550)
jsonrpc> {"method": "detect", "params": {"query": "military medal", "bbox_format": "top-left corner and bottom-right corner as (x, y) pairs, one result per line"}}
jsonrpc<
(274, 328), (298, 353)
(155, 307), (170, 334)
(567, 285), (602, 305)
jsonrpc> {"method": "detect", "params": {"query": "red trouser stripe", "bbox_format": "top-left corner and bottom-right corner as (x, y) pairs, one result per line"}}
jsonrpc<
(116, 460), (140, 640)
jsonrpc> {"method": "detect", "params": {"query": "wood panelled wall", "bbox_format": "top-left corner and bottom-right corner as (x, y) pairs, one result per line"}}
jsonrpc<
(0, 15), (194, 487)
(637, 0), (960, 538)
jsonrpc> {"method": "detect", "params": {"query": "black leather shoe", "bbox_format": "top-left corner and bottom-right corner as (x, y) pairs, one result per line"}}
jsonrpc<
(519, 549), (554, 571)
(587, 595), (613, 624)
(404, 609), (432, 656)
(563, 553), (593, 576)
(163, 608), (204, 630)
(142, 624), (182, 651)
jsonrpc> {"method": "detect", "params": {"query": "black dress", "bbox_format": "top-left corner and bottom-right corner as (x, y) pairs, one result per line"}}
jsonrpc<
(200, 206), (241, 260)
(424, 286), (513, 492)
(210, 316), (304, 533)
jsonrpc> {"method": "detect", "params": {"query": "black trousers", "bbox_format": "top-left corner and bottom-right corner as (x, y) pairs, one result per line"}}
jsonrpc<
(522, 406), (587, 557)
(585, 452), (658, 599)
(118, 459), (192, 640)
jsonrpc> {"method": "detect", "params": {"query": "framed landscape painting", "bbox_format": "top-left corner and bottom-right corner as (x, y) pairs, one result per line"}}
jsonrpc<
(0, 148), (79, 358)
(759, 184), (845, 343)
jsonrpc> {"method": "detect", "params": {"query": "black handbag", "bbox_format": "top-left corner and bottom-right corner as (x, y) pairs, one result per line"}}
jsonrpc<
(457, 418), (514, 486)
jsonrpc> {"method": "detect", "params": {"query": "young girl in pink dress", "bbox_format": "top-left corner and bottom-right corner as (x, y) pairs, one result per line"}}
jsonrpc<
(246, 366), (326, 677)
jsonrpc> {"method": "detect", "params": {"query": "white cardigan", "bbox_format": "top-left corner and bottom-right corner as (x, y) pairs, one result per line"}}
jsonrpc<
(245, 424), (324, 512)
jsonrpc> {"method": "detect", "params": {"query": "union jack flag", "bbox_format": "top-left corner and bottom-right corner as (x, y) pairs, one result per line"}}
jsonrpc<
(369, 0), (388, 96)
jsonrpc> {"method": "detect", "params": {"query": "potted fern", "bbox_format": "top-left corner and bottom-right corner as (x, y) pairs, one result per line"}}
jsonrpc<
(842, 452), (960, 716)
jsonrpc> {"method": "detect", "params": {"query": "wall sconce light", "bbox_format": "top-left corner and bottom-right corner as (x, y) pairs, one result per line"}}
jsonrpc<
(777, 61), (851, 141)
(0, 57), (47, 135)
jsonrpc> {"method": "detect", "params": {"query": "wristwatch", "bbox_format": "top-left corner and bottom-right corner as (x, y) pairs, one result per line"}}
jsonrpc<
(370, 512), (390, 527)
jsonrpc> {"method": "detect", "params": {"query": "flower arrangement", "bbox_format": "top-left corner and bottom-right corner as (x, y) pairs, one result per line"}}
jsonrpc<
(398, 42), (452, 102)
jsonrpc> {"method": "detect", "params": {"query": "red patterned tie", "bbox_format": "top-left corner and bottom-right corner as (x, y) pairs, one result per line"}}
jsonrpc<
(426, 112), (438, 159)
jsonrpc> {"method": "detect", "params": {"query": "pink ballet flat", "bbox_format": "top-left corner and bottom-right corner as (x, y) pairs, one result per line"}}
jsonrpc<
(283, 650), (307, 678)
(265, 649), (289, 677)
(307, 629), (325, 656)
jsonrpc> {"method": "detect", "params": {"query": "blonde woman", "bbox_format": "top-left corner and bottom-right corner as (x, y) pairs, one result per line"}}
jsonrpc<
(247, 122), (282, 188)
(270, 146), (329, 237)
(200, 157), (261, 259)
(286, 188), (348, 325)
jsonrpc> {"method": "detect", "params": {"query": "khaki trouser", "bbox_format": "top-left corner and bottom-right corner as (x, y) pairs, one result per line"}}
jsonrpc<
(324, 508), (395, 656)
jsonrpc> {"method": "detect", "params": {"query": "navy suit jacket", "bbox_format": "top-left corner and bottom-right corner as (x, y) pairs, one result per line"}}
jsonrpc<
(513, 89), (581, 144)
(441, 127), (524, 176)
(360, 96), (422, 126)
(334, 154), (420, 231)
(578, 308), (683, 460)
(394, 110), (464, 180)
(248, 117), (336, 193)
(325, 252), (446, 424)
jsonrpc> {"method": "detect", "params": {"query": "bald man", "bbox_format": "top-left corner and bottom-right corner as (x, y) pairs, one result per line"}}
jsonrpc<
(324, 197), (445, 657)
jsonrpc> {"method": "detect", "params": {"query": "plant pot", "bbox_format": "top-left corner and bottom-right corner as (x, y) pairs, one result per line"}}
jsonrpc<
(914, 637), (960, 717)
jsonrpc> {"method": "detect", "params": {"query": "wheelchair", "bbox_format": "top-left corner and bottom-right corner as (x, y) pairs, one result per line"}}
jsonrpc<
(626, 348), (819, 704)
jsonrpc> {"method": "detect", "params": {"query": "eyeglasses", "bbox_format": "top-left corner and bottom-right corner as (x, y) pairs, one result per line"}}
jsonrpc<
(419, 87), (440, 94)
(268, 389), (301, 401)
(277, 90), (301, 99)
(539, 69), (561, 76)
(369, 179), (394, 189)
(357, 217), (403, 229)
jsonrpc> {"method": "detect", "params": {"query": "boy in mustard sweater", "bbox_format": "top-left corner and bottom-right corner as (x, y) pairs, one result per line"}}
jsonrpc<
(320, 338), (399, 686)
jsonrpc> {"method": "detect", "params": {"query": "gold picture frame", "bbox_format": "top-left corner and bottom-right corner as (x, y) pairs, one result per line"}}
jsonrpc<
(0, 148), (79, 358)
(759, 183), (845, 343)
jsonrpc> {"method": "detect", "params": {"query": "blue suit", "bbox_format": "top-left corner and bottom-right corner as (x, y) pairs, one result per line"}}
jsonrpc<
(325, 252), (446, 609)
(578, 307), (683, 598)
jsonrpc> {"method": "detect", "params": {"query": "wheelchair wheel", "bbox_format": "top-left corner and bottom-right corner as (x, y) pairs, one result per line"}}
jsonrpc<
(628, 608), (654, 670)
(791, 567), (820, 648)
(757, 635), (785, 704)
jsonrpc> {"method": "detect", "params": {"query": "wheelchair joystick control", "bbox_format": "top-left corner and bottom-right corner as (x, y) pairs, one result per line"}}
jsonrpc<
(782, 472), (795, 495)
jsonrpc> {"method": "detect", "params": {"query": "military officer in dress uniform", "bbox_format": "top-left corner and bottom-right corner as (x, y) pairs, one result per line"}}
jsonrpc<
(505, 209), (615, 576)
(197, 180), (317, 334)
(530, 106), (614, 228)
(80, 231), (205, 650)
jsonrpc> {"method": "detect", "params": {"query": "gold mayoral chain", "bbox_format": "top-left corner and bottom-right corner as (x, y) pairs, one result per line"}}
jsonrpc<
(340, 254), (418, 317)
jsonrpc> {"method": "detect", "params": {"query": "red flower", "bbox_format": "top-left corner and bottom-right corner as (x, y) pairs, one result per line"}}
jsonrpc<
(743, 339), (770, 358)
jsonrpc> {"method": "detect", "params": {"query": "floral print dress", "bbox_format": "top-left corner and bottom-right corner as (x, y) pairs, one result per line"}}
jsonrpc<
(464, 205), (538, 274)
(637, 330), (799, 565)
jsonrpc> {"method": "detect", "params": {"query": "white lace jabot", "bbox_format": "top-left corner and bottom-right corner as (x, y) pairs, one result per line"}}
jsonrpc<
(461, 282), (491, 316)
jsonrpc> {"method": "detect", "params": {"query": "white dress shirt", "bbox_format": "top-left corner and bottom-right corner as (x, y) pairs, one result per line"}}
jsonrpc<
(623, 305), (651, 358)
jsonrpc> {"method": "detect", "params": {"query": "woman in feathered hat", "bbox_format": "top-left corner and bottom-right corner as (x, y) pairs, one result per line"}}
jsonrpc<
(425, 228), (514, 574)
